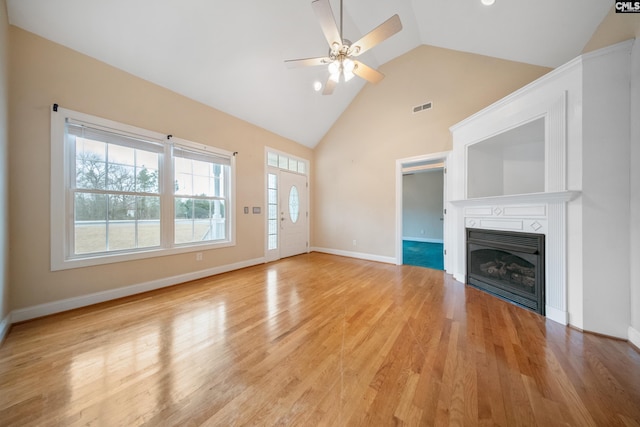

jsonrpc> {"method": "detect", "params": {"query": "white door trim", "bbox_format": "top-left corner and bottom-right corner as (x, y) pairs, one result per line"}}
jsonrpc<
(395, 151), (451, 270)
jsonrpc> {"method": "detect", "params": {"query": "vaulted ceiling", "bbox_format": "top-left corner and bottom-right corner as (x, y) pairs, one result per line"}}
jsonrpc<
(6, 0), (611, 147)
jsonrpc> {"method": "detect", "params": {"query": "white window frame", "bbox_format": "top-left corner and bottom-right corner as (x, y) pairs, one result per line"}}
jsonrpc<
(51, 106), (236, 271)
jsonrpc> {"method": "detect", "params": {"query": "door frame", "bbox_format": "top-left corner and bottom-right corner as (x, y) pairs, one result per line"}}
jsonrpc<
(265, 148), (310, 263)
(395, 151), (451, 271)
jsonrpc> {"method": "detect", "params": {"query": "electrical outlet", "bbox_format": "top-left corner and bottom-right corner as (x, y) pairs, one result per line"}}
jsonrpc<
(196, 252), (203, 261)
(352, 240), (357, 246)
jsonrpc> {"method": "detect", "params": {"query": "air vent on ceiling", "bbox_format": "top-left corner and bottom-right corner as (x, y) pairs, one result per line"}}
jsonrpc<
(412, 101), (433, 114)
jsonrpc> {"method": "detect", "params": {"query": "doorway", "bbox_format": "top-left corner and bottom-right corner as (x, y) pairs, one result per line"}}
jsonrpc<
(395, 152), (450, 270)
(265, 149), (309, 262)
(403, 169), (444, 269)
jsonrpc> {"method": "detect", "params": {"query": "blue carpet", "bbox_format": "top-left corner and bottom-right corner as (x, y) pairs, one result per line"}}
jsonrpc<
(403, 240), (444, 270)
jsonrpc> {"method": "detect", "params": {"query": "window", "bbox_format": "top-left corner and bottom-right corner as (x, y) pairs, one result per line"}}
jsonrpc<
(267, 173), (278, 250)
(267, 151), (306, 175)
(289, 186), (300, 223)
(51, 107), (235, 270)
(173, 147), (230, 245)
(70, 122), (163, 255)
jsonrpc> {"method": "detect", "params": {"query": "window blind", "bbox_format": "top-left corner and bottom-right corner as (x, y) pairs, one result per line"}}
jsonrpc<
(66, 119), (165, 153)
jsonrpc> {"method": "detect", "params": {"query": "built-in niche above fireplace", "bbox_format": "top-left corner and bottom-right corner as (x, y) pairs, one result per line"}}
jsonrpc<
(467, 117), (545, 199)
(466, 228), (544, 314)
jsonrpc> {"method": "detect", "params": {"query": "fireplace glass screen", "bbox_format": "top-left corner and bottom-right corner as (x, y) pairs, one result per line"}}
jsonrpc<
(469, 249), (536, 294)
(466, 228), (544, 314)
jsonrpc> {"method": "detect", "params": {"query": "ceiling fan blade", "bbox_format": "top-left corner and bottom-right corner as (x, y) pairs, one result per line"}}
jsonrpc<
(322, 77), (337, 95)
(353, 60), (384, 84)
(312, 0), (342, 47)
(349, 14), (402, 57)
(285, 56), (331, 69)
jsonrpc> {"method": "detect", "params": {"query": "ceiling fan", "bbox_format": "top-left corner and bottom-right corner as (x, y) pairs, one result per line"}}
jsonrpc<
(285, 0), (402, 95)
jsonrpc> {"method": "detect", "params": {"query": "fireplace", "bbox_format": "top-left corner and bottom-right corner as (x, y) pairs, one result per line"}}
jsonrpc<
(466, 228), (545, 315)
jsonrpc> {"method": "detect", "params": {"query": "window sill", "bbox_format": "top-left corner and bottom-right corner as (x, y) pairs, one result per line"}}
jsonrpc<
(51, 240), (235, 271)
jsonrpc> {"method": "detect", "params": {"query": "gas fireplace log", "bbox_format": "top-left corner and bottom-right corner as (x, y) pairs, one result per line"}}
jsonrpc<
(506, 262), (535, 278)
(480, 261), (497, 270)
(487, 264), (507, 279)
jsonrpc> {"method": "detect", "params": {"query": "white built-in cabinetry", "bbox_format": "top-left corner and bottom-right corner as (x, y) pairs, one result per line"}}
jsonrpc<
(446, 40), (633, 338)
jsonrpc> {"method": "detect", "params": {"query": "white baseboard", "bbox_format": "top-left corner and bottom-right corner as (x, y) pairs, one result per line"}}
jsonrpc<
(629, 326), (640, 349)
(546, 305), (569, 326)
(0, 313), (10, 344)
(453, 272), (465, 283)
(11, 257), (265, 323)
(402, 237), (444, 244)
(311, 247), (396, 265)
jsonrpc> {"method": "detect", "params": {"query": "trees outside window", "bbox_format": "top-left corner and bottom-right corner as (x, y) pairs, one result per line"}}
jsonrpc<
(51, 107), (234, 270)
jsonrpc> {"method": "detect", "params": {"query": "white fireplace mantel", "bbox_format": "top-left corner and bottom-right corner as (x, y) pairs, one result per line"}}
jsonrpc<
(450, 191), (580, 240)
(450, 190), (580, 207)
(449, 191), (576, 325)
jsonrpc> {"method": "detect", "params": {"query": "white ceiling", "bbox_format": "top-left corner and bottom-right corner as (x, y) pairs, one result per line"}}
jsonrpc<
(6, 0), (611, 148)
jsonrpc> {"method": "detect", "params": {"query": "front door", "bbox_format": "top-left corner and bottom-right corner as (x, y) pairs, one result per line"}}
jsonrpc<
(279, 170), (308, 258)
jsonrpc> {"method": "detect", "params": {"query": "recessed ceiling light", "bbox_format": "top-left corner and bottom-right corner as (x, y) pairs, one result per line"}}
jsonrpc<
(481, 0), (495, 5)
(313, 81), (322, 92)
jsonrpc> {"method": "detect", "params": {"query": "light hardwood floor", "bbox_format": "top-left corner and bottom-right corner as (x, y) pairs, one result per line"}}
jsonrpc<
(1, 253), (639, 426)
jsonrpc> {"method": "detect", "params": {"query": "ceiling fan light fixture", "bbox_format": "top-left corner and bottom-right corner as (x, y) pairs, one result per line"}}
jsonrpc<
(342, 58), (355, 82)
(313, 81), (323, 91)
(328, 60), (339, 74)
(343, 69), (355, 82)
(343, 58), (354, 73)
(328, 60), (341, 82)
(481, 0), (495, 5)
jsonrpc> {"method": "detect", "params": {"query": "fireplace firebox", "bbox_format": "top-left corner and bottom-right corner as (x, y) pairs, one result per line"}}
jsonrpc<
(466, 228), (545, 315)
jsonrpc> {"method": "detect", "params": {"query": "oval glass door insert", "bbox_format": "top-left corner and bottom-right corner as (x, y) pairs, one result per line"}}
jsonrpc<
(289, 186), (299, 223)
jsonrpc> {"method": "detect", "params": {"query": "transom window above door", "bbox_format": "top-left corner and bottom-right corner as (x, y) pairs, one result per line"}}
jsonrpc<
(267, 151), (306, 175)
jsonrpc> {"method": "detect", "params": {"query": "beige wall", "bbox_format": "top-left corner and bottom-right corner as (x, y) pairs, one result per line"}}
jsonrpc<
(8, 27), (312, 310)
(313, 44), (550, 258)
(582, 6), (640, 53)
(0, 0), (9, 325)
